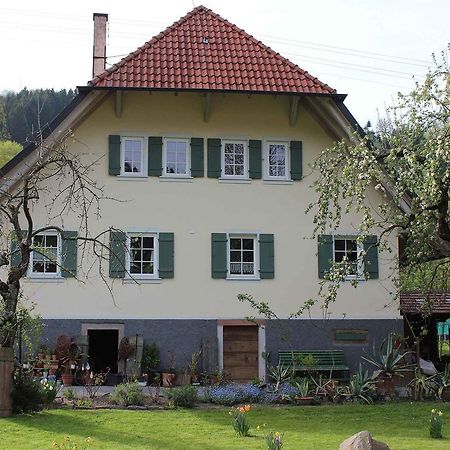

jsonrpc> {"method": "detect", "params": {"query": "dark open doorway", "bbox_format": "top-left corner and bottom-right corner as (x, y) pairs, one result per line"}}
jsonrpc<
(88, 329), (119, 373)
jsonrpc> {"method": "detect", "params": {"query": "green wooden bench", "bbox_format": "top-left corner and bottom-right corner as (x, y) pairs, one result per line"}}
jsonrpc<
(278, 350), (350, 381)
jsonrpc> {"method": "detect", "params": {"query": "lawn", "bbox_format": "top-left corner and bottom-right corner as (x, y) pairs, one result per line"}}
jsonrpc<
(1, 402), (449, 449)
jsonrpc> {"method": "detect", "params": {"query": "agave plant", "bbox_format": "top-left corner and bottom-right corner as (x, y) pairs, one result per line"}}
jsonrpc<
(293, 377), (311, 397)
(362, 333), (413, 379)
(435, 363), (450, 400)
(408, 367), (439, 401)
(335, 365), (376, 404)
(267, 362), (292, 392)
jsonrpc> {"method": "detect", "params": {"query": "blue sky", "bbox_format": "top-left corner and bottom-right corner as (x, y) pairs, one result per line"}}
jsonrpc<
(0, 0), (448, 125)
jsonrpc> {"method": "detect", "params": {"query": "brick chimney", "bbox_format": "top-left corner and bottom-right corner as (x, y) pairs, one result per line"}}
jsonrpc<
(92, 13), (108, 78)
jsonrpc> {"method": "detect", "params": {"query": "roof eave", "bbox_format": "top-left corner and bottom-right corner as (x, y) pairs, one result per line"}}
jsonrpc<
(78, 84), (347, 99)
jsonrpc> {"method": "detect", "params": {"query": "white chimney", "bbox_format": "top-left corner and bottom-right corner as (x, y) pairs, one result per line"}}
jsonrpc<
(92, 13), (108, 78)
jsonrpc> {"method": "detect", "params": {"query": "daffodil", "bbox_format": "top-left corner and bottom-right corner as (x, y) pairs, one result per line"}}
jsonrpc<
(438, 411), (443, 417)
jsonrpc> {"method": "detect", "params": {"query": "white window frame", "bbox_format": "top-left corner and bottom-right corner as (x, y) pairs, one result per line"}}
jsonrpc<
(227, 233), (260, 280)
(120, 136), (146, 177)
(162, 137), (191, 178)
(125, 232), (159, 280)
(264, 140), (290, 180)
(333, 236), (364, 280)
(221, 140), (249, 179)
(28, 231), (62, 278)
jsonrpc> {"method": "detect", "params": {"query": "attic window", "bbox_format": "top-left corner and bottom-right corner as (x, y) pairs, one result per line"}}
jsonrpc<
(202, 36), (209, 44)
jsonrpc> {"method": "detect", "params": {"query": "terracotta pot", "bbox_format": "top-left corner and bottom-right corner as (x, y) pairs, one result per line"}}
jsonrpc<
(294, 396), (314, 406)
(441, 387), (450, 402)
(162, 372), (176, 387)
(61, 373), (74, 386)
(175, 373), (191, 386)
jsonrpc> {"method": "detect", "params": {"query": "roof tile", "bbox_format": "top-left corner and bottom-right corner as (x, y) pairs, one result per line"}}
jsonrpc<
(90, 6), (335, 95)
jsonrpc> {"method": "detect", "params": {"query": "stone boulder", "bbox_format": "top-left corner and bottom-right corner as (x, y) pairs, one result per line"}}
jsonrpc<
(339, 431), (391, 450)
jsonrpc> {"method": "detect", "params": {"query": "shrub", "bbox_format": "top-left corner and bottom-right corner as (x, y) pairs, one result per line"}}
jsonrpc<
(111, 382), (144, 406)
(63, 387), (76, 400)
(167, 384), (197, 408)
(12, 370), (43, 413)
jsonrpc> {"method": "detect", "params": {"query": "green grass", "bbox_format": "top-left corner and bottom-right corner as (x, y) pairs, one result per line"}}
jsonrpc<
(1, 402), (450, 449)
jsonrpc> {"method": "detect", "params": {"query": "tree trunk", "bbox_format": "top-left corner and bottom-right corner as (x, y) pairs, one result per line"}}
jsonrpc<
(0, 347), (14, 417)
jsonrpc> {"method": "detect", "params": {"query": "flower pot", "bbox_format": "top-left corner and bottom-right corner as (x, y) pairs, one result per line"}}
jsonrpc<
(175, 373), (191, 386)
(441, 387), (450, 402)
(61, 373), (74, 386)
(162, 372), (176, 387)
(294, 396), (314, 406)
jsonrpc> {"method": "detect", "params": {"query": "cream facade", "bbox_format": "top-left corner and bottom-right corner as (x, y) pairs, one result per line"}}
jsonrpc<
(3, 90), (403, 378)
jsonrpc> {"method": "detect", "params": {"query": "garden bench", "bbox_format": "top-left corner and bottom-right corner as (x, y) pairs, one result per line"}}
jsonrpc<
(278, 350), (350, 382)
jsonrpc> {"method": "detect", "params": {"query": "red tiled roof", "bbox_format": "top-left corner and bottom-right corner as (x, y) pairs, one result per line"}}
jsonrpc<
(90, 5), (335, 95)
(400, 292), (450, 314)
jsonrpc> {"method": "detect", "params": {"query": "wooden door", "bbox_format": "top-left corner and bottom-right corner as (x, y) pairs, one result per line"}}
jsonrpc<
(223, 326), (258, 382)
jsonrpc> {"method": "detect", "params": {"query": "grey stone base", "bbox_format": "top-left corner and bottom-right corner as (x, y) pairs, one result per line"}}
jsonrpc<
(40, 317), (403, 375)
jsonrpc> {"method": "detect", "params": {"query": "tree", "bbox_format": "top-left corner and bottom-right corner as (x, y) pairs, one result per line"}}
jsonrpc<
(308, 47), (449, 298)
(0, 100), (10, 141)
(0, 141), (22, 168)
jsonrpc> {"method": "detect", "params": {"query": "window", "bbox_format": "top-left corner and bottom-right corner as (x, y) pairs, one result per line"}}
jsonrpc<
(228, 235), (258, 278)
(266, 142), (289, 179)
(222, 141), (248, 178)
(121, 137), (144, 176)
(333, 238), (363, 278)
(127, 234), (158, 278)
(30, 233), (60, 276)
(163, 139), (190, 176)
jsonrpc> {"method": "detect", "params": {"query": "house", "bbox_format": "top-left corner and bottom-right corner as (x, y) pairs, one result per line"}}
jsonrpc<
(0, 6), (402, 381)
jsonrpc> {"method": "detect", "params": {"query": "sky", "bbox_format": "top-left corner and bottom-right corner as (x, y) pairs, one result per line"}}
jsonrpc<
(0, 0), (448, 125)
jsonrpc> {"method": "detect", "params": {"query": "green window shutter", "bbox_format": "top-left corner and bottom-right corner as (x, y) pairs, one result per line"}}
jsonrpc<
(190, 138), (204, 177)
(108, 135), (121, 175)
(207, 138), (221, 178)
(109, 230), (127, 278)
(318, 234), (333, 279)
(290, 140), (303, 180)
(249, 139), (262, 179)
(259, 234), (274, 279)
(211, 233), (227, 278)
(364, 235), (379, 279)
(148, 137), (163, 176)
(159, 232), (174, 279)
(61, 231), (78, 278)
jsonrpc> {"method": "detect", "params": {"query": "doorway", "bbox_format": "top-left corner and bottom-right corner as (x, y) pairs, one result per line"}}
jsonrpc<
(88, 329), (119, 373)
(223, 325), (259, 382)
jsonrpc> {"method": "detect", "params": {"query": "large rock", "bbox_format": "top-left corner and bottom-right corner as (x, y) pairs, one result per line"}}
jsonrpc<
(339, 431), (391, 450)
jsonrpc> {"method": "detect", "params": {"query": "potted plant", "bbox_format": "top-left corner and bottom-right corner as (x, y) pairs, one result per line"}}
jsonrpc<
(187, 350), (202, 384)
(294, 378), (314, 405)
(362, 333), (413, 397)
(161, 351), (176, 387)
(56, 335), (81, 386)
(141, 343), (160, 385)
(437, 364), (450, 401)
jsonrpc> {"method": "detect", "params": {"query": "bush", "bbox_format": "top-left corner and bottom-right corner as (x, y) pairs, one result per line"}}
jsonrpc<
(167, 384), (197, 408)
(111, 382), (144, 406)
(12, 370), (43, 413)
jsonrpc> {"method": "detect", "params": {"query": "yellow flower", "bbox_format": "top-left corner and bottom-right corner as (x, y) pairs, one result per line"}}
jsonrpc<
(257, 425), (260, 431)
(51, 441), (57, 449)
(275, 432), (281, 438)
(438, 411), (443, 417)
(85, 437), (92, 443)
(432, 409), (436, 414)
